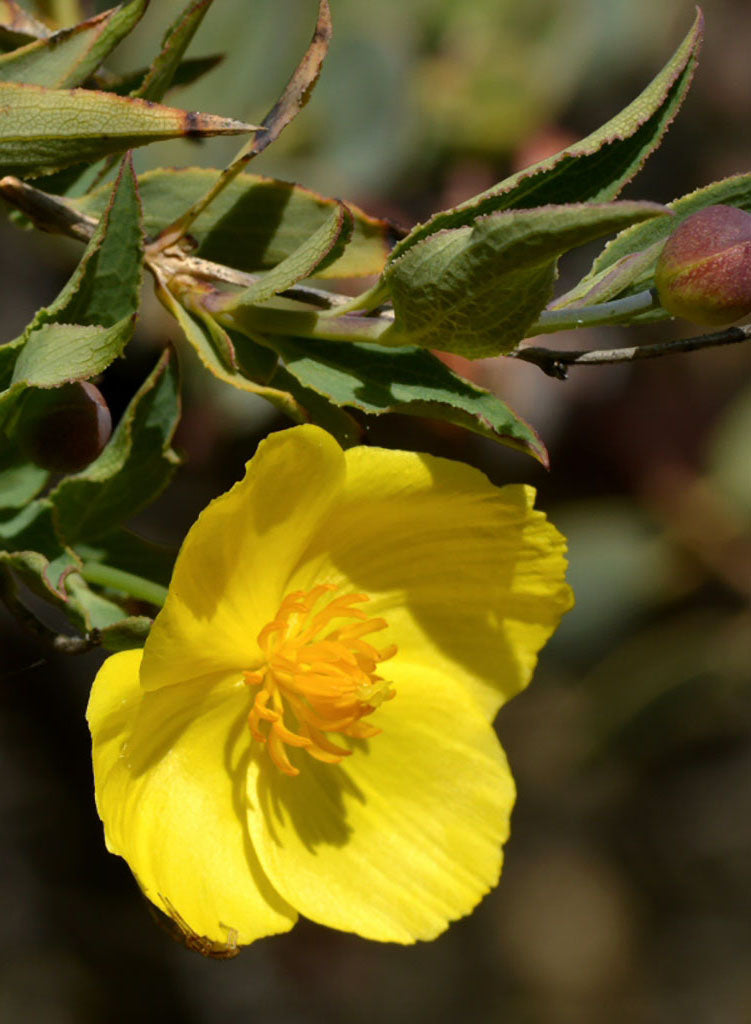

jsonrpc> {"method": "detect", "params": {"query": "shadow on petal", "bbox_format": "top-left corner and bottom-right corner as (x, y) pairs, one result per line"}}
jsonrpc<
(254, 744), (367, 854)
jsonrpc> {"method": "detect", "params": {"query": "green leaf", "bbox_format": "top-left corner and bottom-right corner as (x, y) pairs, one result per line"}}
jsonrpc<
(0, 157), (143, 428)
(558, 172), (751, 317)
(42, 152), (145, 328)
(390, 10), (702, 262)
(384, 201), (667, 356)
(0, 446), (49, 509)
(0, 81), (254, 178)
(49, 349), (181, 544)
(97, 615), (152, 651)
(8, 319), (132, 389)
(0, 319), (131, 436)
(102, 55), (223, 97)
(218, 203), (351, 310)
(0, 334), (27, 389)
(0, 153), (143, 413)
(156, 275), (308, 421)
(72, 168), (395, 277)
(550, 245), (662, 312)
(266, 363), (362, 448)
(0, 0), (149, 88)
(133, 0), (214, 102)
(265, 335), (547, 463)
(0, 485), (154, 643)
(0, 496), (62, 559)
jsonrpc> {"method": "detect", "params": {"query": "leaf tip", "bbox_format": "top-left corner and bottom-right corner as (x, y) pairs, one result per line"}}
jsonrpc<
(182, 111), (262, 138)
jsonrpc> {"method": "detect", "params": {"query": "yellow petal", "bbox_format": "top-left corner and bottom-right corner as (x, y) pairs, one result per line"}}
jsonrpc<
(246, 661), (514, 943)
(87, 650), (297, 946)
(291, 446), (573, 720)
(141, 425), (345, 690)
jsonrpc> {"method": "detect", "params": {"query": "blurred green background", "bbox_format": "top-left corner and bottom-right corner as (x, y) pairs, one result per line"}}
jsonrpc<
(1, 1), (750, 1021)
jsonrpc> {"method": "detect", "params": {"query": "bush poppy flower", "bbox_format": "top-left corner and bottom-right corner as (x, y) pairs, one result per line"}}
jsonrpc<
(87, 425), (572, 952)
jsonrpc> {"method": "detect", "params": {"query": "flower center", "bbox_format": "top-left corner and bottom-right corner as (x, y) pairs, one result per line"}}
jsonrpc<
(244, 584), (397, 776)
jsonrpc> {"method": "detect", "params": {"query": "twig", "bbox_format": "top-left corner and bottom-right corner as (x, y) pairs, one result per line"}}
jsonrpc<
(511, 324), (751, 380)
(0, 175), (97, 242)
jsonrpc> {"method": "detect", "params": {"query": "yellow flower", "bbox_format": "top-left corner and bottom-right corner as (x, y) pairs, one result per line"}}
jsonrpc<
(87, 425), (572, 952)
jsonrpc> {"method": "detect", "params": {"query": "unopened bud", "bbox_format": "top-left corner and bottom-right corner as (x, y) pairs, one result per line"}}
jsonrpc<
(16, 380), (112, 473)
(655, 204), (751, 326)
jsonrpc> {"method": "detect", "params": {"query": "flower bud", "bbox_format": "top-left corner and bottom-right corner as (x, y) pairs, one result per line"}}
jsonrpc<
(655, 204), (751, 326)
(16, 380), (112, 473)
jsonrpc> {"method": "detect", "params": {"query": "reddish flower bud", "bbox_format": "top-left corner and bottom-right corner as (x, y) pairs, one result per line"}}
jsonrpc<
(17, 380), (112, 473)
(655, 205), (751, 327)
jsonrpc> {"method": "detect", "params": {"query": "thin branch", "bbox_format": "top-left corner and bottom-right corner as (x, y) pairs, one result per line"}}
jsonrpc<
(510, 324), (751, 380)
(0, 175), (97, 242)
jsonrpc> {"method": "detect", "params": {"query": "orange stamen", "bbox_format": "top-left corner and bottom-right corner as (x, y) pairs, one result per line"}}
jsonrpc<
(244, 585), (396, 775)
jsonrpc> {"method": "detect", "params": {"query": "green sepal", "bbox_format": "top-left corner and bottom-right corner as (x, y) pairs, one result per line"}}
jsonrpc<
(384, 201), (667, 356)
(557, 172), (751, 319)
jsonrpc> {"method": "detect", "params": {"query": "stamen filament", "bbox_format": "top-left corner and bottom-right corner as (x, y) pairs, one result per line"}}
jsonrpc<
(244, 586), (396, 775)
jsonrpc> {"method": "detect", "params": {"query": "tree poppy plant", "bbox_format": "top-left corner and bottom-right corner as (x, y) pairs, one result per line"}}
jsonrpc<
(87, 425), (572, 952)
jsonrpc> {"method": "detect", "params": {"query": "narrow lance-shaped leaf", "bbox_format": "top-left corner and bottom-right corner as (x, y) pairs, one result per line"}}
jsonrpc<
(384, 201), (668, 357)
(216, 203), (351, 310)
(41, 152), (145, 328)
(0, 0), (149, 89)
(88, 0), (216, 184)
(390, 10), (702, 262)
(156, 0), (332, 247)
(133, 0), (215, 102)
(0, 81), (256, 178)
(99, 54), (223, 98)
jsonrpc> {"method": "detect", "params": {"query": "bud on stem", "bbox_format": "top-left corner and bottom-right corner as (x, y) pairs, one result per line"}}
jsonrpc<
(655, 204), (751, 327)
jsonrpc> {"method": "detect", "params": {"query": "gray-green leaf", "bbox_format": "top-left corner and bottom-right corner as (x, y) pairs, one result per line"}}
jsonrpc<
(0, 81), (254, 178)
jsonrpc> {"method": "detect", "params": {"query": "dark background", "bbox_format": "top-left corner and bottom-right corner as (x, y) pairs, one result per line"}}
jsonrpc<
(2, 2), (750, 1021)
